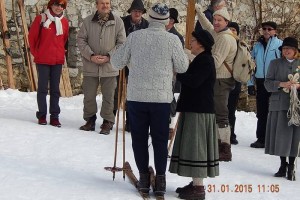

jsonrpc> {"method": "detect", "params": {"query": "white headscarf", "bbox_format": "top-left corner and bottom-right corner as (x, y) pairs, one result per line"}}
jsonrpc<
(43, 9), (64, 36)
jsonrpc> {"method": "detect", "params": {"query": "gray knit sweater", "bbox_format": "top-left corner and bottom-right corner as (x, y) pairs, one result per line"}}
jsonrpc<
(111, 22), (189, 103)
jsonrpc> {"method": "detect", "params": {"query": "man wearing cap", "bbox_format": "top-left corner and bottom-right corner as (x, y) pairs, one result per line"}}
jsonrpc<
(249, 21), (282, 148)
(195, 5), (237, 161)
(113, 0), (149, 132)
(194, 0), (226, 33)
(111, 3), (188, 197)
(77, 0), (126, 135)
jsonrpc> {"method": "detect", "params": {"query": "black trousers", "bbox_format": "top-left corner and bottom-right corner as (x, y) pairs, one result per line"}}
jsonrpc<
(36, 64), (62, 119)
(228, 81), (242, 140)
(127, 101), (170, 175)
(255, 78), (271, 143)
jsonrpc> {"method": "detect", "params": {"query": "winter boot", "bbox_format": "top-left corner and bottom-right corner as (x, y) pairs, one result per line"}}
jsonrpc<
(218, 127), (232, 162)
(100, 120), (114, 135)
(38, 116), (47, 125)
(79, 115), (96, 131)
(178, 185), (205, 200)
(274, 162), (288, 177)
(176, 181), (193, 193)
(50, 118), (61, 127)
(137, 172), (150, 194)
(287, 164), (296, 181)
(154, 175), (166, 197)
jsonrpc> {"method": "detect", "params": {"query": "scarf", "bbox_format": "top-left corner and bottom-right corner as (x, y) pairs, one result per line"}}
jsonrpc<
(97, 11), (110, 26)
(43, 9), (64, 35)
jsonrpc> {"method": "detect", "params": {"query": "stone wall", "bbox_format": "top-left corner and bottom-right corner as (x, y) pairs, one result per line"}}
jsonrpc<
(1, 0), (299, 97)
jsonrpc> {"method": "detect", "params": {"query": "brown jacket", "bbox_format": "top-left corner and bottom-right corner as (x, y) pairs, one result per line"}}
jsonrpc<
(77, 12), (126, 77)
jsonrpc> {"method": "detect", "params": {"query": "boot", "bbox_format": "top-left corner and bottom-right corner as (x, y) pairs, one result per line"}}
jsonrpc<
(79, 115), (96, 131)
(38, 116), (47, 125)
(219, 143), (232, 162)
(274, 162), (287, 177)
(154, 175), (166, 197)
(137, 173), (150, 194)
(176, 181), (193, 193)
(178, 185), (205, 200)
(287, 164), (296, 181)
(50, 118), (61, 127)
(100, 120), (114, 135)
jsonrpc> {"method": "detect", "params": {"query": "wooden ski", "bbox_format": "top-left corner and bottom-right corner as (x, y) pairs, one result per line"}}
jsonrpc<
(0, 73), (4, 90)
(149, 166), (165, 200)
(0, 0), (15, 89)
(124, 161), (150, 200)
(17, 0), (38, 91)
(59, 59), (73, 97)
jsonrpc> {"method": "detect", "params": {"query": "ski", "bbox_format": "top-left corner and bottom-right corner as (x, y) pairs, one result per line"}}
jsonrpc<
(124, 161), (150, 200)
(0, 0), (15, 89)
(149, 166), (165, 200)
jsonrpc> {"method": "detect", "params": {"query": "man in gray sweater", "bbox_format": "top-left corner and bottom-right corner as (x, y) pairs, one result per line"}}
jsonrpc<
(111, 3), (188, 197)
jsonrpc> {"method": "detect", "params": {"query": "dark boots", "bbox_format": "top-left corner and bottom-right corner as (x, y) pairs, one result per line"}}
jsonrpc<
(176, 181), (193, 193)
(219, 142), (232, 162)
(100, 120), (114, 135)
(79, 115), (96, 131)
(137, 173), (150, 194)
(287, 164), (296, 181)
(154, 175), (166, 197)
(178, 185), (205, 200)
(274, 162), (287, 177)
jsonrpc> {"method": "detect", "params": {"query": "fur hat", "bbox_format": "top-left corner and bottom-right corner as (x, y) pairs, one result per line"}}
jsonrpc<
(47, 0), (67, 9)
(192, 30), (215, 51)
(279, 37), (299, 51)
(148, 3), (170, 25)
(127, 0), (146, 14)
(213, 7), (230, 21)
(169, 8), (179, 23)
(261, 21), (277, 30)
(228, 22), (240, 35)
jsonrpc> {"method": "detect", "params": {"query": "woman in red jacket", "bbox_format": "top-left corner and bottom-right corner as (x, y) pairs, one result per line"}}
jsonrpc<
(29, 0), (69, 127)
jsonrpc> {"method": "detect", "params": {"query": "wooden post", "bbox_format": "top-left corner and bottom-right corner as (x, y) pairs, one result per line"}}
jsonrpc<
(0, 0), (15, 89)
(185, 0), (196, 50)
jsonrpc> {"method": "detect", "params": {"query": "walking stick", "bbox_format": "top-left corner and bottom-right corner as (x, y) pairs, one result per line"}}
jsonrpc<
(168, 113), (180, 156)
(104, 69), (125, 180)
(121, 70), (127, 180)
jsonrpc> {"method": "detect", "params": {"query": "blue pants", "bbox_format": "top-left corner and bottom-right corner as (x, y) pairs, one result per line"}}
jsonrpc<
(36, 64), (62, 119)
(127, 101), (170, 175)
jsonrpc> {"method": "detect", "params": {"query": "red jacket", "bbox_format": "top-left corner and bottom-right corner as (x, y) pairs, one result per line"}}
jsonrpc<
(29, 12), (69, 65)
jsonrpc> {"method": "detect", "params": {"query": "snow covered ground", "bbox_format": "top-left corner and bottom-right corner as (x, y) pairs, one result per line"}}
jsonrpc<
(0, 89), (299, 200)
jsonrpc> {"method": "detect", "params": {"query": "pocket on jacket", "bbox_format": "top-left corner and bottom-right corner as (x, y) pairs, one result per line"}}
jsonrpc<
(270, 93), (280, 101)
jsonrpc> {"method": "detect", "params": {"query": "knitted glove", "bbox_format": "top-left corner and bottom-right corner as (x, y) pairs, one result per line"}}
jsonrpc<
(248, 85), (256, 96)
(195, 4), (204, 14)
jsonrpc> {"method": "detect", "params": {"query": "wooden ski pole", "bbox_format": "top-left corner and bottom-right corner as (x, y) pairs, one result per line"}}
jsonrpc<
(104, 69), (124, 180)
(0, 0), (15, 89)
(121, 69), (127, 180)
(0, 73), (4, 90)
(168, 112), (180, 155)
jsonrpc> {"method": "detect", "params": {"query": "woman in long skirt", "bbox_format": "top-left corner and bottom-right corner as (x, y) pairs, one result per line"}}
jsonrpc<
(264, 37), (300, 181)
(169, 30), (219, 200)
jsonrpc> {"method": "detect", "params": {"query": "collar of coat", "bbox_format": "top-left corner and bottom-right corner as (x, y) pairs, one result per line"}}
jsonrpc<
(92, 11), (115, 23)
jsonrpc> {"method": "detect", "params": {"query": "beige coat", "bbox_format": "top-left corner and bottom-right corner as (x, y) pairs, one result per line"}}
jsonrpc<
(77, 12), (126, 77)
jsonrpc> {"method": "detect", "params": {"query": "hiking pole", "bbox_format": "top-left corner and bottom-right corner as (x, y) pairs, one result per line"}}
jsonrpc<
(168, 112), (180, 156)
(121, 69), (127, 180)
(104, 69), (124, 180)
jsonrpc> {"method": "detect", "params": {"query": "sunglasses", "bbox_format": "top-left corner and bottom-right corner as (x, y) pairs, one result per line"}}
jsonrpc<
(262, 27), (275, 31)
(53, 2), (65, 8)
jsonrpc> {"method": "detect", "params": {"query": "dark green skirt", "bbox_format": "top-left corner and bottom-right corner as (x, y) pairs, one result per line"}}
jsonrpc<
(169, 112), (219, 178)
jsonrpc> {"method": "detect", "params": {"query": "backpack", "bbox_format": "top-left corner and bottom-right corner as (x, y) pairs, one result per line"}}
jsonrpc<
(224, 33), (256, 84)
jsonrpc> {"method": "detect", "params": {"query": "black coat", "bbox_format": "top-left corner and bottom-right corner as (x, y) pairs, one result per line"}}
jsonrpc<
(122, 15), (149, 36)
(176, 50), (216, 113)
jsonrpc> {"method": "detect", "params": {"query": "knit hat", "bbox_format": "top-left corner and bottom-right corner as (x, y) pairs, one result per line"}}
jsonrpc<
(169, 8), (179, 23)
(148, 3), (170, 25)
(47, 0), (67, 9)
(127, 0), (146, 14)
(213, 7), (230, 21)
(279, 37), (299, 51)
(261, 21), (277, 30)
(192, 30), (215, 51)
(228, 22), (240, 35)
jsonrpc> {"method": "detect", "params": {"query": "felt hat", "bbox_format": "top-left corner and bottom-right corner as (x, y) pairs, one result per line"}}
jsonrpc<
(127, 0), (146, 14)
(169, 8), (179, 23)
(192, 30), (215, 50)
(279, 37), (299, 51)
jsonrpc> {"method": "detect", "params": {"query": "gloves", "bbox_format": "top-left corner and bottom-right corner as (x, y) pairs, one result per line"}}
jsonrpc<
(195, 4), (204, 14)
(248, 86), (256, 96)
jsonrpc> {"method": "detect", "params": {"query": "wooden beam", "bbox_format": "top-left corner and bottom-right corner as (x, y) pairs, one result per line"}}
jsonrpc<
(185, 0), (196, 50)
